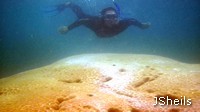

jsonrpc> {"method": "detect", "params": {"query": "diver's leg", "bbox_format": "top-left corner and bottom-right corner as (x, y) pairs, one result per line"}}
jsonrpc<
(67, 2), (88, 18)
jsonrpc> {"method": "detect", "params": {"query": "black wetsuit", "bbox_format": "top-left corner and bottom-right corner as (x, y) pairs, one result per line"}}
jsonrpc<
(67, 3), (146, 37)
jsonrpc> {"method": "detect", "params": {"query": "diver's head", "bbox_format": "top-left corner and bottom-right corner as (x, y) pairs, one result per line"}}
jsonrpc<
(101, 7), (119, 27)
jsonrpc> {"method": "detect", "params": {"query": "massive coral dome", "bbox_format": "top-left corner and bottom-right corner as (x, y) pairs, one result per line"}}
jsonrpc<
(0, 54), (199, 112)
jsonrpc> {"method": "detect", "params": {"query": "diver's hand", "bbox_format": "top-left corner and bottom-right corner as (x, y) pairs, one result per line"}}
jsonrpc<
(58, 26), (69, 34)
(141, 22), (151, 29)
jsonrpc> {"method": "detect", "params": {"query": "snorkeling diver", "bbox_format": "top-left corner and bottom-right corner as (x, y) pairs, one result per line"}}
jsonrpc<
(53, 2), (150, 37)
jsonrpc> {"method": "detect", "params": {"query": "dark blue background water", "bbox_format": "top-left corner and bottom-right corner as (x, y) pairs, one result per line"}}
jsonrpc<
(0, 0), (200, 77)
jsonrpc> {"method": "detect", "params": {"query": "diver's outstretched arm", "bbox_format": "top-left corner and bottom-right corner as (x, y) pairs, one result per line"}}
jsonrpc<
(59, 18), (89, 34)
(124, 18), (151, 29)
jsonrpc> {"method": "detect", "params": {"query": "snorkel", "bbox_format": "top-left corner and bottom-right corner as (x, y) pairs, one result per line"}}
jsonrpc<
(112, 0), (121, 18)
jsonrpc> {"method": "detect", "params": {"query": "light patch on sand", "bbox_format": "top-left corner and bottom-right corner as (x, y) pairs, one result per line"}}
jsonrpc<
(173, 68), (181, 71)
(65, 55), (144, 90)
(65, 55), (96, 65)
(94, 63), (141, 90)
(150, 59), (168, 64)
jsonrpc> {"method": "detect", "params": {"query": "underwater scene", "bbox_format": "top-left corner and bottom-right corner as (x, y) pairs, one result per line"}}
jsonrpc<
(0, 0), (200, 111)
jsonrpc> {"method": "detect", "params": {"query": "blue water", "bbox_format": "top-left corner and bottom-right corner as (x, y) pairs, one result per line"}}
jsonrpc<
(0, 0), (200, 77)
